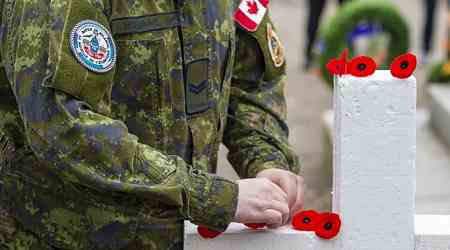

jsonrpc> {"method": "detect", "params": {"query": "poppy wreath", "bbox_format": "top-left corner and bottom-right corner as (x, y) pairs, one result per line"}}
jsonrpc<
(318, 0), (410, 87)
(292, 210), (342, 240)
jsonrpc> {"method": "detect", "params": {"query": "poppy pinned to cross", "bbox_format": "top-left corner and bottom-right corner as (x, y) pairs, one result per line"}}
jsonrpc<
(326, 49), (417, 79)
(197, 210), (342, 240)
(292, 210), (342, 240)
(234, 0), (269, 32)
(197, 223), (267, 239)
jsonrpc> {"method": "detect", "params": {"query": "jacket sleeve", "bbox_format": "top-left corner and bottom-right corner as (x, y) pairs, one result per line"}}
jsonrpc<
(0, 0), (237, 232)
(223, 12), (300, 178)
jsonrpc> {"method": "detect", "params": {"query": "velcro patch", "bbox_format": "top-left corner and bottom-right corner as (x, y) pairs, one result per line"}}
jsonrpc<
(234, 0), (269, 32)
(267, 23), (285, 67)
(70, 20), (117, 73)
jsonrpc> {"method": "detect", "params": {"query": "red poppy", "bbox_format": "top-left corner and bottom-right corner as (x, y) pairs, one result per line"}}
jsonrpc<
(197, 226), (222, 239)
(390, 53), (417, 79)
(244, 223), (266, 230)
(326, 58), (347, 76)
(292, 210), (320, 231)
(348, 56), (376, 77)
(326, 49), (349, 76)
(315, 212), (342, 240)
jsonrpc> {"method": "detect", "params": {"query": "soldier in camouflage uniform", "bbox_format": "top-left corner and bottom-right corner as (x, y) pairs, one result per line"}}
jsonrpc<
(0, 0), (303, 249)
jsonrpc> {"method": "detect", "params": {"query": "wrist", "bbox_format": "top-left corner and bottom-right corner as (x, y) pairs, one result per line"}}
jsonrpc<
(186, 171), (239, 232)
(248, 160), (291, 178)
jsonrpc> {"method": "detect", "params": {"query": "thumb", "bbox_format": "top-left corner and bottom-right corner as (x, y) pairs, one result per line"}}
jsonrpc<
(264, 209), (283, 228)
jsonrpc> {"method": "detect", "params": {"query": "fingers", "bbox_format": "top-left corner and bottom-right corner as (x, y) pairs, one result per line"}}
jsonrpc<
(258, 170), (303, 214)
(290, 176), (305, 217)
(233, 176), (302, 228)
(265, 199), (290, 224)
(265, 180), (290, 224)
(239, 198), (288, 226)
(278, 175), (298, 209)
(266, 173), (305, 221)
(266, 180), (288, 205)
(250, 186), (289, 225)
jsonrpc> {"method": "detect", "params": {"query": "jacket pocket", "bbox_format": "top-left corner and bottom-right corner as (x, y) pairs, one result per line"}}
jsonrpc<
(111, 34), (170, 148)
(110, 10), (178, 149)
(110, 12), (175, 117)
(113, 38), (165, 114)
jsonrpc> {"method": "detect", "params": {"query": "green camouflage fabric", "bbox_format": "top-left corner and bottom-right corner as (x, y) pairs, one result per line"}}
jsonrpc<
(0, 0), (300, 249)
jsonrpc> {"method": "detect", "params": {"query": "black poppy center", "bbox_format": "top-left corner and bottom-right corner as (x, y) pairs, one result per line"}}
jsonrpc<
(400, 60), (409, 69)
(324, 222), (333, 230)
(357, 63), (367, 71)
(303, 217), (311, 224)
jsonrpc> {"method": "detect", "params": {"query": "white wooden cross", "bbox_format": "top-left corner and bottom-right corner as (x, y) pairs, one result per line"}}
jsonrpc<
(184, 71), (450, 250)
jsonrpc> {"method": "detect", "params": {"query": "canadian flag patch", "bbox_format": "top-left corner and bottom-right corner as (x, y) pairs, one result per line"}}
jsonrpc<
(234, 0), (269, 32)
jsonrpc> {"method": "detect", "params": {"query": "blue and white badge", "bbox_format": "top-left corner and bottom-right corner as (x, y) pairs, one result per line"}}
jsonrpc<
(70, 20), (117, 73)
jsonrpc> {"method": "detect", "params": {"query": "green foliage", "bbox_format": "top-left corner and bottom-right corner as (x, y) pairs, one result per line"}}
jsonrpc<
(318, 0), (410, 87)
(427, 61), (450, 83)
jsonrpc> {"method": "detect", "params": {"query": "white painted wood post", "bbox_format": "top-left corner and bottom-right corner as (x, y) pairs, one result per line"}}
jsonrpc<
(185, 70), (418, 250)
(332, 71), (416, 250)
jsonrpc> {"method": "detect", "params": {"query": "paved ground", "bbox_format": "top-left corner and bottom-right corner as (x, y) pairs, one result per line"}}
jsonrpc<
(218, 0), (450, 214)
(416, 110), (450, 214)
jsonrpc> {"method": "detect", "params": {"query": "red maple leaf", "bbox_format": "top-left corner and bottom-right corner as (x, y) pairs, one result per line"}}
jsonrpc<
(247, 0), (259, 15)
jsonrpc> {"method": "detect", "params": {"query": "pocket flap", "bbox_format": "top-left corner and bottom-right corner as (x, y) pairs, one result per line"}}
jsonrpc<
(110, 12), (182, 36)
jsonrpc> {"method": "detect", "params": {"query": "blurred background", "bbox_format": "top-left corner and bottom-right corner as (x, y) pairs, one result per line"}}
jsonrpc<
(218, 0), (450, 215)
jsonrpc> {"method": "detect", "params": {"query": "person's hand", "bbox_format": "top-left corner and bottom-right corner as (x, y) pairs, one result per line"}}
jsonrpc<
(256, 169), (305, 219)
(233, 178), (289, 229)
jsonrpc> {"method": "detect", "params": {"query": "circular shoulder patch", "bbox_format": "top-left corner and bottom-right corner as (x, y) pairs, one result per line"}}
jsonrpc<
(70, 20), (117, 73)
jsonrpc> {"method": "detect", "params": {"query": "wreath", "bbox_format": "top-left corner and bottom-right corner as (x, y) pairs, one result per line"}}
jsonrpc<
(317, 0), (410, 87)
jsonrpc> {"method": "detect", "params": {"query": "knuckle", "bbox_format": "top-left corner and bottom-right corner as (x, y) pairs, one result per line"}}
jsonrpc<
(262, 178), (272, 186)
(277, 202), (289, 214)
(275, 213), (283, 224)
(255, 199), (269, 210)
(261, 187), (270, 196)
(288, 175), (297, 184)
(249, 210), (260, 220)
(268, 186), (277, 195)
(271, 189), (283, 200)
(286, 171), (296, 178)
(267, 209), (280, 219)
(263, 183), (274, 193)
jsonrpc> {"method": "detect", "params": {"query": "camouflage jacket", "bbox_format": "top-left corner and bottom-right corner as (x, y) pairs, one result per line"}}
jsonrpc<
(0, 0), (299, 249)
